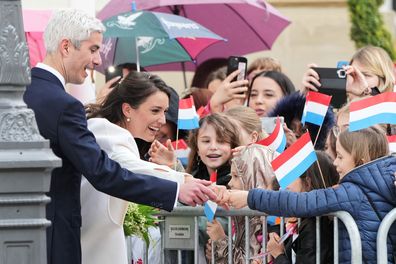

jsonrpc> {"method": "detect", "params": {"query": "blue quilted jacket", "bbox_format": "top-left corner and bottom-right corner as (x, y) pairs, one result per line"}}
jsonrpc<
(248, 155), (396, 264)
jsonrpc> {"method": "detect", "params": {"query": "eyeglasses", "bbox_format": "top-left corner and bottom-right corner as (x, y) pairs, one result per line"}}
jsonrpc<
(332, 124), (349, 137)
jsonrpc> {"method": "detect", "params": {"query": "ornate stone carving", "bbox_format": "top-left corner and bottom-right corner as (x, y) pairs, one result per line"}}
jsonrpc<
(0, 110), (42, 142)
(0, 6), (30, 85)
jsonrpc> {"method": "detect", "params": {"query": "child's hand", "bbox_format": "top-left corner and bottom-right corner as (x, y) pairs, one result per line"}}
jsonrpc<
(228, 190), (249, 209)
(283, 124), (297, 147)
(205, 239), (213, 261)
(267, 232), (284, 259)
(206, 219), (226, 241)
(149, 139), (176, 168)
(231, 145), (246, 157)
(210, 185), (229, 209)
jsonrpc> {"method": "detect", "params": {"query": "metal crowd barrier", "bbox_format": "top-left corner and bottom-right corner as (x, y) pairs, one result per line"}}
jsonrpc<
(156, 206), (362, 264)
(377, 208), (396, 263)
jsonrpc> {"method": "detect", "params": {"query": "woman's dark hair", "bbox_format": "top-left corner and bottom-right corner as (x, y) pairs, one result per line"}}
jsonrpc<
(191, 58), (228, 88)
(182, 88), (213, 110)
(86, 71), (171, 125)
(302, 151), (339, 191)
(268, 92), (335, 150)
(248, 70), (295, 100)
(186, 113), (240, 173)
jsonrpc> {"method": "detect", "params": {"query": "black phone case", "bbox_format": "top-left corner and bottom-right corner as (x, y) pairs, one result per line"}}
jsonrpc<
(227, 56), (247, 82)
(312, 67), (347, 108)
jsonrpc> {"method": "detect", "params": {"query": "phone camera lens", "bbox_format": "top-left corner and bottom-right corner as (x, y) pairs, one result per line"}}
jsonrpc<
(337, 69), (346, 78)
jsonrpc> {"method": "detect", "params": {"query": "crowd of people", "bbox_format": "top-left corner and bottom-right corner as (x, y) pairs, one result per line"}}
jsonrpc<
(23, 8), (396, 264)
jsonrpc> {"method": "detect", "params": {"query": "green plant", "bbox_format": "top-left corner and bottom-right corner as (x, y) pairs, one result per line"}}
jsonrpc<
(348, 0), (396, 60)
(123, 203), (160, 246)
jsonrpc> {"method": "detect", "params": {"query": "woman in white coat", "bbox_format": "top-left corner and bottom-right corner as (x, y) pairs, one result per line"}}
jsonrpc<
(80, 72), (190, 264)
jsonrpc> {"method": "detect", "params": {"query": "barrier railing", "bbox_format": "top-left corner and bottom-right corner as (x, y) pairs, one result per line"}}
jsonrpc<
(377, 208), (396, 263)
(328, 211), (362, 264)
(156, 206), (362, 264)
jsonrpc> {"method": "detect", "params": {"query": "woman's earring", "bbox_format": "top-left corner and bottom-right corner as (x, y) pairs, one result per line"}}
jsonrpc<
(196, 155), (201, 166)
(126, 118), (131, 122)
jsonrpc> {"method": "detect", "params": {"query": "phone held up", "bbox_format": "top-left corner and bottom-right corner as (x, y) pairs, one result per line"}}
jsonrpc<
(312, 67), (347, 109)
(227, 56), (248, 82)
(261, 116), (284, 134)
(105, 66), (123, 88)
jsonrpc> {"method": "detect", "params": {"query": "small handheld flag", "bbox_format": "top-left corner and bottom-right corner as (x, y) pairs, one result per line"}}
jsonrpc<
(171, 139), (190, 167)
(196, 106), (207, 119)
(204, 171), (218, 222)
(267, 215), (281, 226)
(349, 92), (396, 131)
(178, 96), (200, 130)
(257, 116), (286, 153)
(301, 91), (332, 127)
(387, 135), (396, 154)
(271, 132), (317, 189)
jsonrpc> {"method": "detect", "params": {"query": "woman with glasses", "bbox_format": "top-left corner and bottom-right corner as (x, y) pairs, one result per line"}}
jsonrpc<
(302, 45), (395, 101)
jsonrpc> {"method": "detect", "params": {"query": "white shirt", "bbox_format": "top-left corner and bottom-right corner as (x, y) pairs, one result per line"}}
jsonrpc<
(36, 63), (66, 88)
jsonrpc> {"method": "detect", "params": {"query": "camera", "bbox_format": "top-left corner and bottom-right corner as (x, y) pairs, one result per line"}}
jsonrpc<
(337, 69), (346, 79)
(312, 67), (347, 108)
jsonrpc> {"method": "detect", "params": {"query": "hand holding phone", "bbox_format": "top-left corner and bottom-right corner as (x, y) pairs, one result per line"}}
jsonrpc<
(105, 66), (123, 88)
(227, 56), (248, 82)
(311, 67), (347, 108)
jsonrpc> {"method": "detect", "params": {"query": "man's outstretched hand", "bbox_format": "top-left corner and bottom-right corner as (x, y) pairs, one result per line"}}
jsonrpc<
(178, 179), (217, 206)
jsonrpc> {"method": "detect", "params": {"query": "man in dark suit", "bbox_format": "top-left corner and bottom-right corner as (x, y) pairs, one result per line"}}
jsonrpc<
(23, 9), (217, 264)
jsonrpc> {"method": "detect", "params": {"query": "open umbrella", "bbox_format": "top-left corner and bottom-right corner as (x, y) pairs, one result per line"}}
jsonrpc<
(98, 0), (291, 71)
(98, 10), (225, 73)
(22, 10), (52, 67)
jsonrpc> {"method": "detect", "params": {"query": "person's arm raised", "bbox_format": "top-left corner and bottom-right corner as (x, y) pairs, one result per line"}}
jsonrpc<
(209, 69), (248, 113)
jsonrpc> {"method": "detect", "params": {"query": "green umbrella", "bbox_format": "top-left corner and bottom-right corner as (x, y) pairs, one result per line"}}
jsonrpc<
(98, 10), (225, 72)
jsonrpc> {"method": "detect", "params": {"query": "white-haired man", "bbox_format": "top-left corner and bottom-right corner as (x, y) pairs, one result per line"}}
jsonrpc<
(24, 9), (217, 264)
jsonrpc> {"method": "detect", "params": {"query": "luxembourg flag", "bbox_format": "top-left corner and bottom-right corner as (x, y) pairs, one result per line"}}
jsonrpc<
(301, 91), (332, 126)
(178, 96), (199, 130)
(349, 92), (396, 131)
(204, 171), (218, 222)
(271, 132), (317, 189)
(171, 139), (190, 166)
(387, 135), (396, 154)
(257, 117), (286, 153)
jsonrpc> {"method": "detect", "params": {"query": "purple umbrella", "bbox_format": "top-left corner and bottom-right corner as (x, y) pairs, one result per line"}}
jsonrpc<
(97, 0), (291, 71)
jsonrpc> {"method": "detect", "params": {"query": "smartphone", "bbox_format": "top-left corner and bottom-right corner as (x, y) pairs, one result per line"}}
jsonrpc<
(227, 56), (248, 82)
(261, 116), (284, 134)
(105, 66), (123, 87)
(312, 67), (347, 108)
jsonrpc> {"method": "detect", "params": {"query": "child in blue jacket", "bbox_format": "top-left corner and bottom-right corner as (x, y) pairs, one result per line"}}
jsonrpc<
(223, 127), (396, 264)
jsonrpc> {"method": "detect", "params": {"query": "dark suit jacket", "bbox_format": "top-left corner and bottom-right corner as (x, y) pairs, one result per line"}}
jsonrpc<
(24, 67), (178, 264)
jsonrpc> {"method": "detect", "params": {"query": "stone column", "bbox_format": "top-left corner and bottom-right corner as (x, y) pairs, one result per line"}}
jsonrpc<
(0, 1), (61, 264)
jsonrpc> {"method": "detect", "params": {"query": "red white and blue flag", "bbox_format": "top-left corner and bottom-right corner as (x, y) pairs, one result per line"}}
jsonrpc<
(301, 91), (332, 127)
(171, 139), (190, 167)
(257, 117), (286, 153)
(387, 135), (396, 154)
(204, 171), (218, 222)
(178, 96), (199, 130)
(271, 132), (317, 189)
(349, 92), (396, 131)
